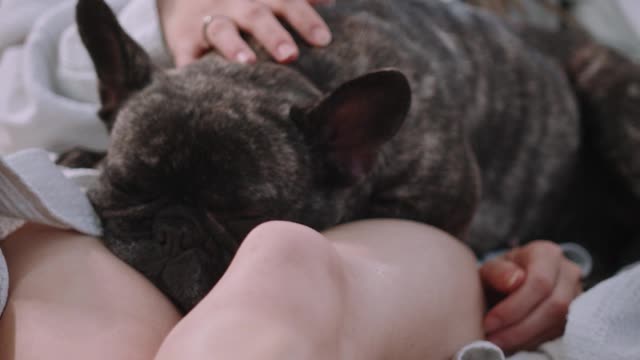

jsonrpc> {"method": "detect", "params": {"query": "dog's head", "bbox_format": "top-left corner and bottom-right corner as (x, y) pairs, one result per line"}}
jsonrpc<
(77, 0), (411, 310)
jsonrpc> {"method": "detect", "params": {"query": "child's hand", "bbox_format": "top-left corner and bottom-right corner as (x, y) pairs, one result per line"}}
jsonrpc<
(158, 0), (333, 67)
(479, 241), (583, 354)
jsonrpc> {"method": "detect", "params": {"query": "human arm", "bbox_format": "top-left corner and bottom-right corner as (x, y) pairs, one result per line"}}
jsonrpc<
(157, 0), (333, 67)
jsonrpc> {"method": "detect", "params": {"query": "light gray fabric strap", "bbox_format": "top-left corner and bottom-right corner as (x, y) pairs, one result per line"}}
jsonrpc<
(0, 148), (101, 236)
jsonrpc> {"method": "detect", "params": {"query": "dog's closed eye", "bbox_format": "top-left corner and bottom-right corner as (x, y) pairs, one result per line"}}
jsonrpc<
(213, 209), (268, 238)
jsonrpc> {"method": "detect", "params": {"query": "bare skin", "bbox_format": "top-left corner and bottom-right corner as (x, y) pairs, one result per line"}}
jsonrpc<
(480, 242), (583, 352)
(0, 221), (581, 359)
(1, 220), (485, 360)
(155, 220), (486, 360)
(0, 224), (180, 360)
(157, 0), (333, 66)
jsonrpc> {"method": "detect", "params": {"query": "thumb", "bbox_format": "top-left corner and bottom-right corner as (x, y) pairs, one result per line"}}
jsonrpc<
(480, 258), (525, 294)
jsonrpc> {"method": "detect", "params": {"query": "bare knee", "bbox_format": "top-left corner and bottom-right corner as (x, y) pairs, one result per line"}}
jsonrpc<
(156, 221), (349, 360)
(237, 221), (341, 277)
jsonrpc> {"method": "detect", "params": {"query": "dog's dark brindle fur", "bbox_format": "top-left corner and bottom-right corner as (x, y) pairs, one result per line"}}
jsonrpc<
(66, 0), (640, 311)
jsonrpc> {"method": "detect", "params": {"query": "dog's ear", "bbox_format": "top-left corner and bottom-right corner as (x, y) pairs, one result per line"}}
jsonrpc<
(76, 0), (154, 130)
(298, 69), (411, 184)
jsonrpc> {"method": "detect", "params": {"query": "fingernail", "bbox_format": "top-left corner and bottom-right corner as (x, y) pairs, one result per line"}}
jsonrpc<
(277, 43), (297, 61)
(235, 51), (254, 64)
(311, 26), (331, 46)
(484, 316), (502, 333)
(507, 270), (524, 289)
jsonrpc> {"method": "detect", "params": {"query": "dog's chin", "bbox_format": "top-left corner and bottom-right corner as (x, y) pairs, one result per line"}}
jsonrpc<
(97, 204), (242, 311)
(104, 231), (235, 312)
(160, 247), (225, 312)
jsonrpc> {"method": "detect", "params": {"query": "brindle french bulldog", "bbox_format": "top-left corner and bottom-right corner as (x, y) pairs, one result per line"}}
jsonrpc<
(66, 0), (640, 311)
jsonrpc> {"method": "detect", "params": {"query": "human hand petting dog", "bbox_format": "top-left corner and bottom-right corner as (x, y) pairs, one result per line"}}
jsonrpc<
(480, 241), (583, 354)
(157, 0), (333, 67)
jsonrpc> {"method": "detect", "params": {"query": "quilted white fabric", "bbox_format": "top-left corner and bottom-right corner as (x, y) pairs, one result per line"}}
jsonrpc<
(0, 0), (171, 154)
(564, 264), (640, 360)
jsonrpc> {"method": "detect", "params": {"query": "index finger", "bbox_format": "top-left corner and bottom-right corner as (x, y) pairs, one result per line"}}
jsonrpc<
(234, 3), (299, 63)
(269, 0), (332, 46)
(483, 243), (563, 334)
(479, 258), (525, 294)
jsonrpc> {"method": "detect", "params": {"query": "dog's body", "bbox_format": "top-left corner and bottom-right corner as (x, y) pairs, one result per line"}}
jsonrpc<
(71, 0), (640, 311)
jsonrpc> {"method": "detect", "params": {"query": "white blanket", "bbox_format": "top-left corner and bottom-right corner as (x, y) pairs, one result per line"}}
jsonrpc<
(0, 0), (171, 154)
(564, 264), (640, 360)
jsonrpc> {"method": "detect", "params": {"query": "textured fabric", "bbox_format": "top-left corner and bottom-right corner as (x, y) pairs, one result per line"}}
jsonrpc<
(507, 262), (640, 360)
(0, 0), (171, 154)
(563, 264), (640, 360)
(0, 149), (101, 236)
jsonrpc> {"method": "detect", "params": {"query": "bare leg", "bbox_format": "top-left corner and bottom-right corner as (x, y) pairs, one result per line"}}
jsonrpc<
(0, 224), (181, 360)
(155, 220), (485, 360)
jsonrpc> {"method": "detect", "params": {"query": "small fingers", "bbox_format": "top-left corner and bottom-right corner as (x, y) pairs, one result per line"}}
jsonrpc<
(203, 15), (257, 64)
(484, 242), (563, 334)
(164, 0), (333, 65)
(234, 3), (299, 62)
(487, 258), (579, 353)
(268, 0), (332, 46)
(480, 258), (525, 294)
